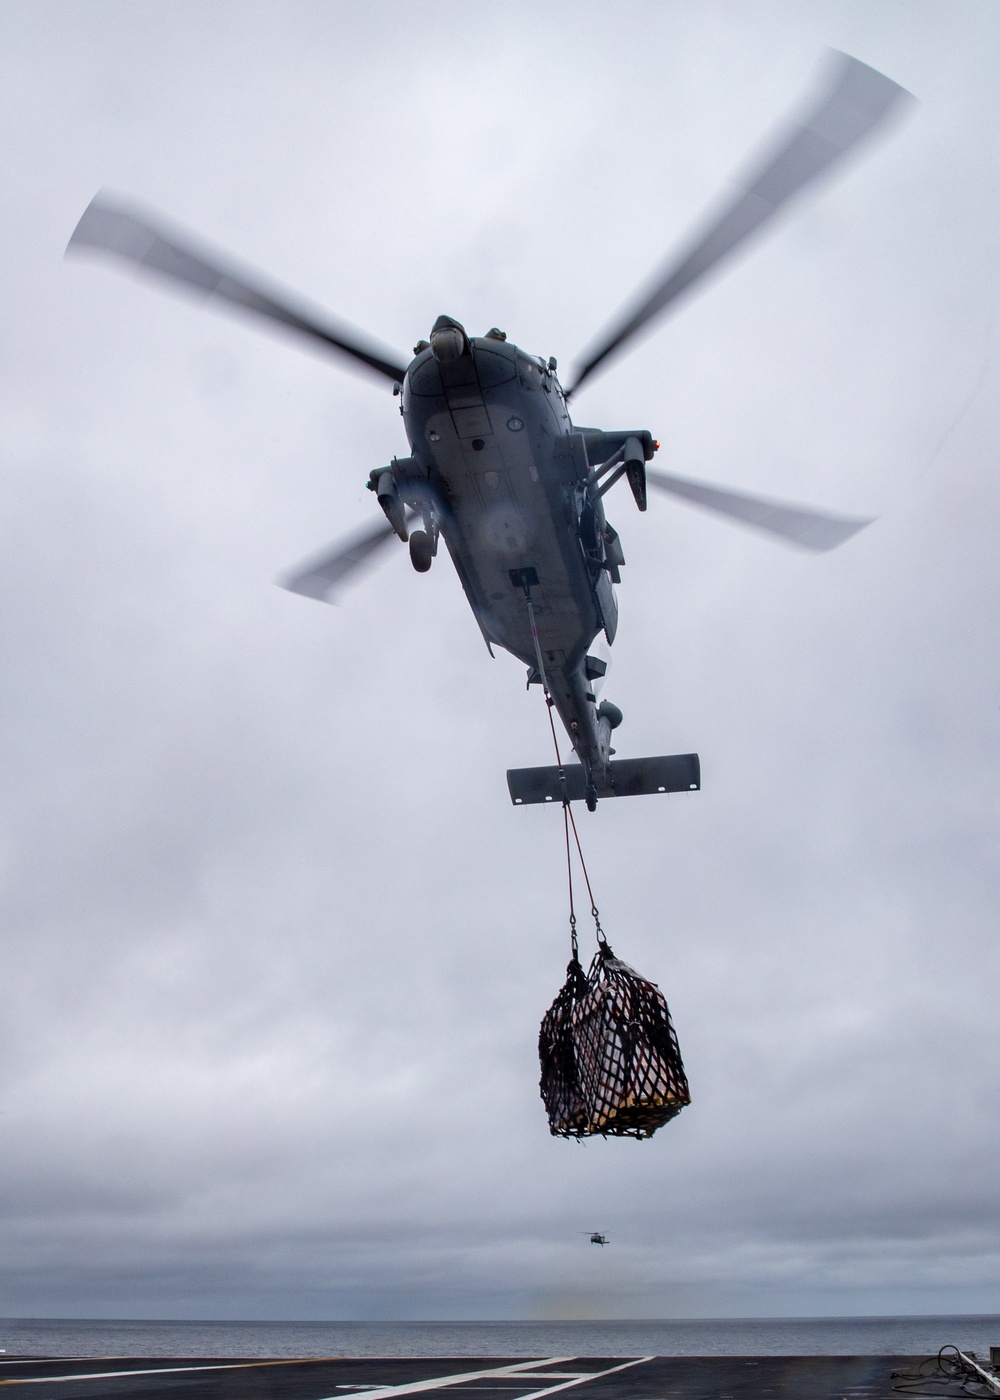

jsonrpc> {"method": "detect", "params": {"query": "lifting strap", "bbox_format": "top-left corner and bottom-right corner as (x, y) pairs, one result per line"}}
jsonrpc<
(524, 593), (606, 962)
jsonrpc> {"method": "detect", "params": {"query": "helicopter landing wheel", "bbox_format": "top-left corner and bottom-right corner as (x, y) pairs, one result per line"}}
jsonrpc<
(409, 530), (433, 572)
(585, 784), (598, 812)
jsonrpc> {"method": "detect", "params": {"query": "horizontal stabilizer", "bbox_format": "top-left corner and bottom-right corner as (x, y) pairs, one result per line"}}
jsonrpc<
(508, 754), (700, 806)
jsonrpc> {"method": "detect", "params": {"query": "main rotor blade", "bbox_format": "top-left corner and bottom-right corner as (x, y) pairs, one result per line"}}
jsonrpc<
(278, 514), (410, 603)
(569, 52), (913, 394)
(67, 193), (409, 385)
(646, 467), (873, 550)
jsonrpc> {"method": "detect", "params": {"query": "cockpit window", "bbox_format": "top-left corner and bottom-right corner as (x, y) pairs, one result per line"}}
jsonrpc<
(474, 347), (516, 387)
(407, 354), (444, 396)
(516, 354), (544, 390)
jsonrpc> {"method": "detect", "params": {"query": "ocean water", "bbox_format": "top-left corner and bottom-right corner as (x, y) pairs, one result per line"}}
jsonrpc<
(0, 1315), (998, 1359)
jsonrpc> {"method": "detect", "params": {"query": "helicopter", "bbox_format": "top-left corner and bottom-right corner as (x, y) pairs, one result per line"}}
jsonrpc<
(583, 1232), (610, 1247)
(67, 52), (911, 812)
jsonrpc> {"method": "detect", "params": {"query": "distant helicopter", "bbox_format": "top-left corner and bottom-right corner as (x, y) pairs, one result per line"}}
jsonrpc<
(582, 1232), (610, 1247)
(67, 53), (911, 811)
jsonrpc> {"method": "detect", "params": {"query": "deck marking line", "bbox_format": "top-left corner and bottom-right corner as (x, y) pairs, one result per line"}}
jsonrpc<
(0, 1357), (324, 1385)
(320, 1357), (653, 1400)
(432, 1380), (592, 1386)
(513, 1357), (655, 1400)
(318, 1358), (581, 1400)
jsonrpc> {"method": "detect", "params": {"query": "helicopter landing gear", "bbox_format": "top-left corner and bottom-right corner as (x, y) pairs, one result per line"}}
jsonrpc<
(408, 530), (434, 572)
(585, 783), (598, 812)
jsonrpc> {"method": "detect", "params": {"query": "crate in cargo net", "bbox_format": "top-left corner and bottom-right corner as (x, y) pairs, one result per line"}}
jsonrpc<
(538, 941), (690, 1139)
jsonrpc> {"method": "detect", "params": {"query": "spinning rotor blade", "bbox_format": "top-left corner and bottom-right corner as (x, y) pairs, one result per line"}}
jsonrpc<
(68, 194), (409, 385)
(278, 513), (413, 603)
(646, 468), (872, 551)
(570, 52), (913, 394)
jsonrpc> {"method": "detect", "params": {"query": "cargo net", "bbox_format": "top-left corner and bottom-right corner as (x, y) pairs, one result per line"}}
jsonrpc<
(524, 645), (690, 1140)
(539, 939), (691, 1140)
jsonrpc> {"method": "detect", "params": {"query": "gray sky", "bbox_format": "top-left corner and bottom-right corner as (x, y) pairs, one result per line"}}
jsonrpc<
(0, 0), (998, 1322)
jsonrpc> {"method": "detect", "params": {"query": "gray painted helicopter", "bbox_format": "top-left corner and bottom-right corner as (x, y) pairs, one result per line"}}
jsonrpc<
(68, 53), (911, 812)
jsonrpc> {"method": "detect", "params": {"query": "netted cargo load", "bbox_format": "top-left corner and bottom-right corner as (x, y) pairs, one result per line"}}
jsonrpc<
(539, 940), (690, 1140)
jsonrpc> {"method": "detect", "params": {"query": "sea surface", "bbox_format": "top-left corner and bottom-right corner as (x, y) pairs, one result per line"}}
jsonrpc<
(0, 1315), (998, 1359)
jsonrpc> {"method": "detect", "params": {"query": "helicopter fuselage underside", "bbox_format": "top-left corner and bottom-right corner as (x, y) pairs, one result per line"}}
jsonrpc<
(399, 336), (644, 778)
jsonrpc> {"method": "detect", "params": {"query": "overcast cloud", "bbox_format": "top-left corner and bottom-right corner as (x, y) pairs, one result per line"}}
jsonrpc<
(0, 0), (998, 1322)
